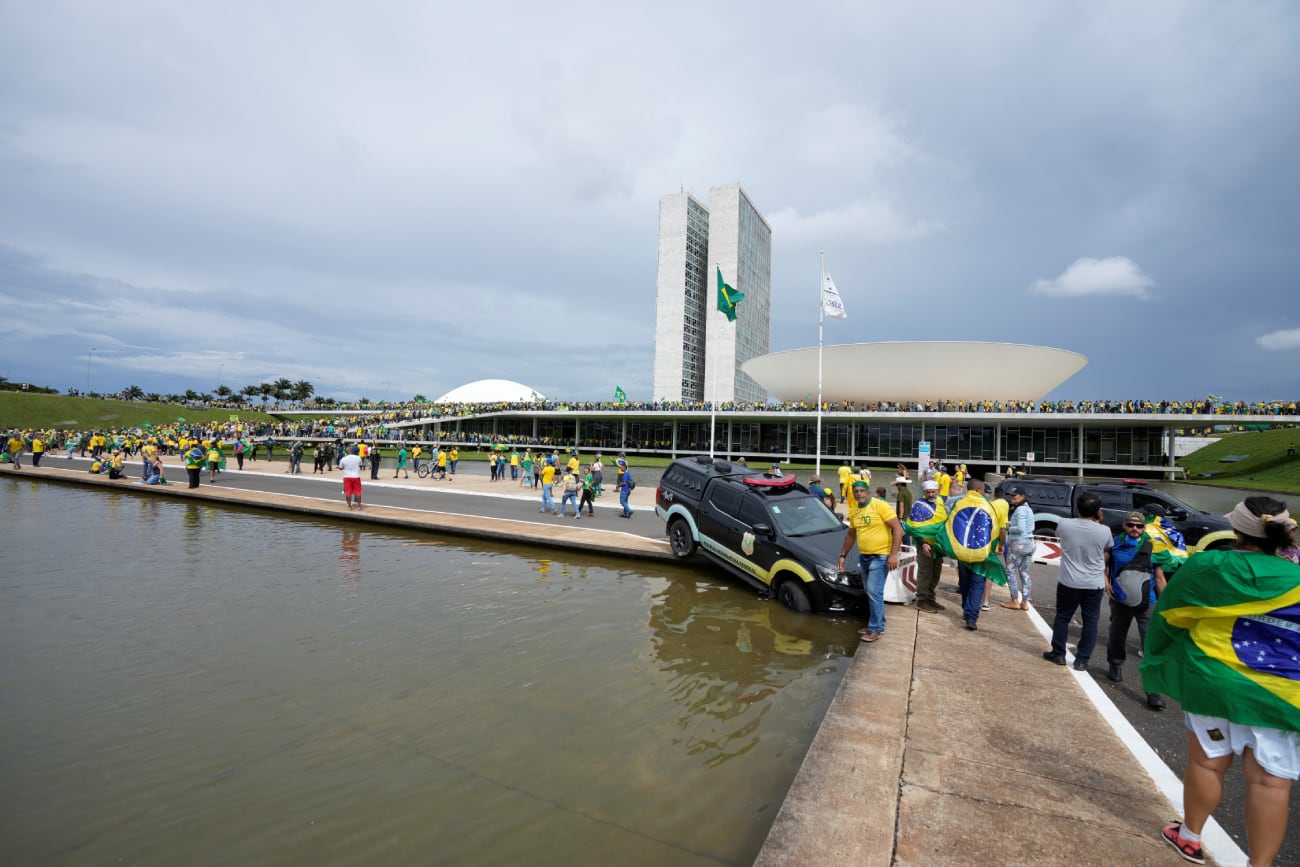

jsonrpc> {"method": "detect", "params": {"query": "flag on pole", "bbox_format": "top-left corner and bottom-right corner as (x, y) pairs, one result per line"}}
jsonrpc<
(822, 272), (847, 319)
(717, 267), (743, 322)
(614, 386), (627, 403)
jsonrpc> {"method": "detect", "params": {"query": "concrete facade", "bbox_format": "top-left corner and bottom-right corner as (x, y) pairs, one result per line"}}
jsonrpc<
(653, 184), (771, 404)
(652, 193), (711, 402)
(706, 183), (771, 404)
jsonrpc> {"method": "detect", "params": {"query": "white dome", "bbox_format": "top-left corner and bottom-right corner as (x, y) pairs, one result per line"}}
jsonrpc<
(742, 342), (1086, 403)
(434, 379), (545, 404)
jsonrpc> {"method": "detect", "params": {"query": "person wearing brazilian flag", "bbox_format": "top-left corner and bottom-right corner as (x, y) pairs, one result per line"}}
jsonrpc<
(904, 479), (1007, 630)
(837, 480), (903, 643)
(908, 480), (948, 613)
(1142, 496), (1300, 867)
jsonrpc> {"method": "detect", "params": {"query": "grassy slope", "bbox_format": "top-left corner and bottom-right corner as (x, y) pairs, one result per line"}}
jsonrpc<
(0, 392), (270, 430)
(1178, 427), (1300, 495)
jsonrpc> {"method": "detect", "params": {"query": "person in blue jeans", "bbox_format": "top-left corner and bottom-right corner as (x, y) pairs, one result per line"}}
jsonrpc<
(1044, 493), (1113, 671)
(617, 459), (633, 518)
(837, 481), (903, 642)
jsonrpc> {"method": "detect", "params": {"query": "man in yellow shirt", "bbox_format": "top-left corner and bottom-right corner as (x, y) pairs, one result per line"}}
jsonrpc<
(539, 459), (558, 514)
(837, 480), (903, 643)
(837, 461), (854, 504)
(30, 433), (45, 467)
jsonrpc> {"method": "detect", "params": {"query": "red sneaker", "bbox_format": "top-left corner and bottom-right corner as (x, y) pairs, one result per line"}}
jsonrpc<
(1161, 823), (1205, 864)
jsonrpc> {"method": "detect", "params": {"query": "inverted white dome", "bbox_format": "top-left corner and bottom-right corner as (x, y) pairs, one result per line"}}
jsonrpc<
(742, 342), (1086, 403)
(434, 378), (545, 404)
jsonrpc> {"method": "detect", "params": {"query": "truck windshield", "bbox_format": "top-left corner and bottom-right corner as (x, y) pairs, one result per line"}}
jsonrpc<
(768, 497), (844, 536)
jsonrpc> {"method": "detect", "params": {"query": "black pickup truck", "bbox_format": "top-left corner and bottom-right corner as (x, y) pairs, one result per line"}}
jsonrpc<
(1011, 477), (1235, 554)
(654, 455), (865, 613)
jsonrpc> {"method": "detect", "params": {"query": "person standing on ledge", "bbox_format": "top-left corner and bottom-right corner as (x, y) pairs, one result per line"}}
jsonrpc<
(838, 480), (902, 643)
(1043, 492), (1112, 671)
(1143, 496), (1299, 867)
(340, 445), (363, 511)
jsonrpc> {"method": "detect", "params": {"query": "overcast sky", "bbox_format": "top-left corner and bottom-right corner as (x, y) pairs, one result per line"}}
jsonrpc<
(2, 2), (1297, 404)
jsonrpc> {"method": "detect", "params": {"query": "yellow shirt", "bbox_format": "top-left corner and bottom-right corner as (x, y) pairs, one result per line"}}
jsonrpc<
(936, 472), (951, 497)
(541, 464), (556, 485)
(847, 497), (899, 556)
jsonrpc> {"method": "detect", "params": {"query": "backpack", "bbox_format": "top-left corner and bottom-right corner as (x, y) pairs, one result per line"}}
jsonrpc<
(626, 472), (636, 490)
(564, 473), (579, 492)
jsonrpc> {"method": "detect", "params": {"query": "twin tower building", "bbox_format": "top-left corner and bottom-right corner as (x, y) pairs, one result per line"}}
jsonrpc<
(652, 183), (772, 405)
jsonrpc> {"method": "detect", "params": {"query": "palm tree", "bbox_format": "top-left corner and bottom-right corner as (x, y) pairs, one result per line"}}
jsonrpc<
(184, 389), (199, 402)
(291, 380), (314, 405)
(214, 385), (233, 401)
(272, 378), (293, 403)
(123, 385), (145, 401)
(240, 385), (260, 406)
(258, 383), (274, 406)
(146, 393), (162, 403)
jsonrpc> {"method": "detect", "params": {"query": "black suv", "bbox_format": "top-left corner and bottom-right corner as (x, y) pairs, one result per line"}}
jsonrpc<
(655, 456), (863, 613)
(1012, 477), (1235, 553)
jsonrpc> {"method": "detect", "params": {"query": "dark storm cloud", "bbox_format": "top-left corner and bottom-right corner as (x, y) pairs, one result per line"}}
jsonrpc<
(1, 1), (1296, 402)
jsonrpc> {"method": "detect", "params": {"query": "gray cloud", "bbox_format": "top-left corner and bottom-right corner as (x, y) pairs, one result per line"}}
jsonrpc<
(1, 1), (1297, 402)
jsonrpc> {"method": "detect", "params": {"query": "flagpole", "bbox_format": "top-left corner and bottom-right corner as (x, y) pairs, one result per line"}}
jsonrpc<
(710, 262), (717, 459)
(816, 251), (824, 477)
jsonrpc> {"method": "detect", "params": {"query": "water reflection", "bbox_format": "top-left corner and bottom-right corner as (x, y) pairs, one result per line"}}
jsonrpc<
(646, 579), (855, 768)
(0, 480), (856, 867)
(339, 529), (361, 587)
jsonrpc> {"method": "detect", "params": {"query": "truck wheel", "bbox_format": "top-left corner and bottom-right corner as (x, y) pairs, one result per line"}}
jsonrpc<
(775, 580), (812, 613)
(1034, 522), (1057, 537)
(668, 518), (697, 558)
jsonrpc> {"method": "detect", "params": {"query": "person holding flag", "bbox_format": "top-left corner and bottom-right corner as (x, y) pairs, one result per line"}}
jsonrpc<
(614, 386), (627, 404)
(905, 479), (1007, 629)
(1142, 496), (1300, 867)
(908, 480), (949, 613)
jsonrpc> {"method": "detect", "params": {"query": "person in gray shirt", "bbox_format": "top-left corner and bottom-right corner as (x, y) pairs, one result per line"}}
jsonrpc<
(1043, 493), (1113, 671)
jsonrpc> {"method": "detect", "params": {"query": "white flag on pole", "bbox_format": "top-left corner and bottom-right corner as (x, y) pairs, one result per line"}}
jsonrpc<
(822, 272), (847, 319)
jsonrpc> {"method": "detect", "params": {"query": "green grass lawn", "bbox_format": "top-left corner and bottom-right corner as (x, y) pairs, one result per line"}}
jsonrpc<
(0, 391), (270, 430)
(1178, 427), (1300, 495)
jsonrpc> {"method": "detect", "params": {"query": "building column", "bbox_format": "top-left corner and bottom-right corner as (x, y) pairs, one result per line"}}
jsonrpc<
(1078, 422), (1085, 478)
(1167, 423), (1178, 480)
(785, 422), (792, 463)
(995, 422), (1002, 472)
(672, 419), (678, 458)
(622, 418), (627, 451)
(574, 417), (580, 450)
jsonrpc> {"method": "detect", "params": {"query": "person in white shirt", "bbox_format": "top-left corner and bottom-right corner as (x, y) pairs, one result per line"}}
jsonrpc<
(340, 445), (364, 511)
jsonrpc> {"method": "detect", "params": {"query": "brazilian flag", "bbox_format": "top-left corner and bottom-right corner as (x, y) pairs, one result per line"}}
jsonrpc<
(717, 267), (744, 322)
(1146, 517), (1188, 576)
(614, 386), (627, 404)
(905, 492), (1006, 586)
(1141, 550), (1300, 731)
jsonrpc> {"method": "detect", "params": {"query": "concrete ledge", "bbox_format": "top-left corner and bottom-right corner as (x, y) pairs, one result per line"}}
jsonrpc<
(0, 466), (674, 563)
(755, 608), (916, 866)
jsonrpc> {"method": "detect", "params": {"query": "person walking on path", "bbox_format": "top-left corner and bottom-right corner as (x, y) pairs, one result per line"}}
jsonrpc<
(1105, 510), (1167, 711)
(838, 480), (903, 643)
(1000, 483), (1035, 611)
(6, 431), (24, 468)
(591, 455), (604, 497)
(1142, 496), (1300, 867)
(394, 445), (409, 478)
(577, 465), (596, 518)
(369, 444), (381, 480)
(539, 459), (559, 515)
(616, 459), (634, 518)
(559, 466), (580, 517)
(1044, 492), (1112, 671)
(184, 443), (205, 489)
(340, 445), (363, 510)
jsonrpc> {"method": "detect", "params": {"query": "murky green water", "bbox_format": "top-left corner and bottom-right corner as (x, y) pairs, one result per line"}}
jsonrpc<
(0, 479), (861, 866)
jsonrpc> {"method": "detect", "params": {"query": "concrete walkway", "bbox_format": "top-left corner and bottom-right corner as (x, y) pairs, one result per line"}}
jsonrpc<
(2, 460), (1241, 865)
